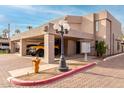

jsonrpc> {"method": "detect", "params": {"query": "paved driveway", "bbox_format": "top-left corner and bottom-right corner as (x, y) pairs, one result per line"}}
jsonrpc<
(1, 54), (124, 88)
(30, 54), (124, 88)
(0, 54), (33, 87)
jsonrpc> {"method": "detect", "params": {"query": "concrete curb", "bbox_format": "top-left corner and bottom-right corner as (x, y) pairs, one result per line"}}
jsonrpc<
(7, 62), (96, 86)
(103, 53), (124, 61)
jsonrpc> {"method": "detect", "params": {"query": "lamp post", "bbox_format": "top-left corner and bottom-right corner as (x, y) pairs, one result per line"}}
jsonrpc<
(53, 20), (70, 72)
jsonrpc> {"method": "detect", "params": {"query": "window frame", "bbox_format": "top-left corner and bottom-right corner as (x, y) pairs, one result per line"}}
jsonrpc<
(95, 21), (99, 32)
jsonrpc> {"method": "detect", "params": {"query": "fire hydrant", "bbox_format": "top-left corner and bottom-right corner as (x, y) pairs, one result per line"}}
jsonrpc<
(32, 57), (40, 73)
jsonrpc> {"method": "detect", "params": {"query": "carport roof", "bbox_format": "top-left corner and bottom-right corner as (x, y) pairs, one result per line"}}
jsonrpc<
(10, 15), (94, 41)
(10, 16), (67, 41)
(0, 38), (9, 43)
(10, 26), (46, 41)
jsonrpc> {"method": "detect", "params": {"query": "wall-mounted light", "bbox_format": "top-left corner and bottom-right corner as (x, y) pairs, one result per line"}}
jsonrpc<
(103, 35), (106, 39)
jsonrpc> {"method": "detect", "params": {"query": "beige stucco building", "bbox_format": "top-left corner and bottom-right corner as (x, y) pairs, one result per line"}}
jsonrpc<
(10, 10), (124, 63)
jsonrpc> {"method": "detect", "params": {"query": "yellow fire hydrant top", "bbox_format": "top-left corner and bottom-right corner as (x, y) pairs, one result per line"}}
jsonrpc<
(32, 57), (40, 73)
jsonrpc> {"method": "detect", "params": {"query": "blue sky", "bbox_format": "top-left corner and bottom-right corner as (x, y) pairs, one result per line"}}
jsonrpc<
(0, 5), (124, 35)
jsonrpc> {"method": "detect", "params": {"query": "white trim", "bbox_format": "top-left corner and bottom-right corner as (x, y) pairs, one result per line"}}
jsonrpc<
(103, 52), (124, 61)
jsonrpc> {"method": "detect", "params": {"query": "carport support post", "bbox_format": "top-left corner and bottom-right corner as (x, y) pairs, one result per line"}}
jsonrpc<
(20, 39), (27, 56)
(44, 33), (55, 64)
(10, 41), (15, 53)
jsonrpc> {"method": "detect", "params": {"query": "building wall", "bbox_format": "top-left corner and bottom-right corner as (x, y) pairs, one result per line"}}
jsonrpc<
(10, 10), (123, 57)
(107, 12), (123, 54)
(65, 14), (95, 56)
(81, 14), (95, 34)
(67, 40), (76, 56)
(64, 15), (93, 39)
(106, 20), (111, 55)
(94, 11), (123, 56)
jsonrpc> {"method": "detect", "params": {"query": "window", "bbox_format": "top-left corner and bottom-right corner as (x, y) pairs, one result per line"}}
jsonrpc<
(96, 21), (99, 32)
(117, 42), (120, 51)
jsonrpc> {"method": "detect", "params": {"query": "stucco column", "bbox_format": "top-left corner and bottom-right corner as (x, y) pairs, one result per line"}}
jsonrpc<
(67, 40), (76, 56)
(9, 41), (15, 53)
(44, 33), (55, 64)
(20, 39), (27, 56)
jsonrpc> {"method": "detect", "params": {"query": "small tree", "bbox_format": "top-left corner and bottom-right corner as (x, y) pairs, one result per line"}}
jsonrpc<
(2, 29), (9, 38)
(96, 40), (107, 57)
(15, 29), (21, 34)
(27, 26), (32, 30)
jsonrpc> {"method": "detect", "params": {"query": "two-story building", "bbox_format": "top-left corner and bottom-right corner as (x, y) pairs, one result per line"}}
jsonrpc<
(10, 10), (124, 63)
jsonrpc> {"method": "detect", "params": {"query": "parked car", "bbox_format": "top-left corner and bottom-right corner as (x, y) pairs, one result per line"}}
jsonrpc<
(28, 43), (60, 57)
(26, 44), (37, 55)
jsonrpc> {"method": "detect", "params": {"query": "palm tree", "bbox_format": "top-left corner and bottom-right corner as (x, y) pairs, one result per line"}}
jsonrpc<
(2, 29), (9, 38)
(27, 26), (32, 30)
(15, 29), (20, 34)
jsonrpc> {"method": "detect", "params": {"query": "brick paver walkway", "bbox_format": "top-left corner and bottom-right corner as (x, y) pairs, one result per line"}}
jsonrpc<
(29, 54), (124, 88)
(0, 54), (33, 87)
(0, 54), (124, 88)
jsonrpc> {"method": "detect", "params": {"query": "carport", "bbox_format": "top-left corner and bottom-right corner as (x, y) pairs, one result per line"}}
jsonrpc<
(10, 24), (55, 64)
(10, 21), (94, 64)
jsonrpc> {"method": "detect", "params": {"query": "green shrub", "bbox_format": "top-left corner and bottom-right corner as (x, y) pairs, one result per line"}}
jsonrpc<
(96, 41), (107, 57)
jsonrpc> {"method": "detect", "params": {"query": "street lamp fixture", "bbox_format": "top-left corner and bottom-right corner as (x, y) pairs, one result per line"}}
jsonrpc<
(121, 37), (124, 45)
(53, 20), (70, 72)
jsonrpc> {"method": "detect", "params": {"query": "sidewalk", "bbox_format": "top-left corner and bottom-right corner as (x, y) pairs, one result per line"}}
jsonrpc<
(8, 64), (58, 77)
(8, 55), (99, 78)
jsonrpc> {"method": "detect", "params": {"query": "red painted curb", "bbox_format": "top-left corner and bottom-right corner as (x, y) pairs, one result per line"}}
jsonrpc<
(8, 62), (96, 86)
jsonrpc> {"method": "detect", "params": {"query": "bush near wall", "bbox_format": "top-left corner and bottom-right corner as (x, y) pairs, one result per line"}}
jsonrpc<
(96, 40), (107, 57)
